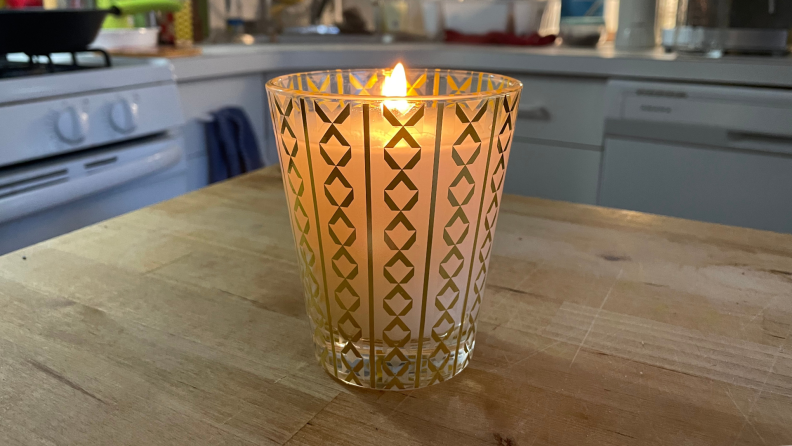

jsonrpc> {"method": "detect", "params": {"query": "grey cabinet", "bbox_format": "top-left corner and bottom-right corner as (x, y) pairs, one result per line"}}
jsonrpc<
(600, 135), (792, 234)
(505, 140), (601, 204)
(504, 74), (606, 204)
(178, 74), (271, 191)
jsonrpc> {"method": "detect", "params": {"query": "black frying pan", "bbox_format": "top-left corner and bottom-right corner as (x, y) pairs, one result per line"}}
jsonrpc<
(0, 0), (181, 55)
(0, 9), (116, 55)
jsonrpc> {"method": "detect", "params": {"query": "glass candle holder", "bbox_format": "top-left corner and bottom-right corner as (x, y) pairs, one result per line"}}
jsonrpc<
(266, 68), (521, 390)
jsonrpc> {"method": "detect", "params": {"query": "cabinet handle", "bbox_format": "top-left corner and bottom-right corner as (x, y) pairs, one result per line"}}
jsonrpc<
(727, 131), (792, 156)
(519, 104), (551, 121)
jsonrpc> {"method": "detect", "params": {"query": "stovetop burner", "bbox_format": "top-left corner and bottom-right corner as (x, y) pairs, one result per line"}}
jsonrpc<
(0, 49), (112, 79)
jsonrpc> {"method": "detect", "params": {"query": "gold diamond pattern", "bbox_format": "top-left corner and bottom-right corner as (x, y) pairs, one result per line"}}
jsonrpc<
(380, 104), (424, 390)
(314, 100), (365, 385)
(424, 101), (490, 385)
(457, 93), (520, 373)
(270, 94), (332, 368)
(349, 72), (379, 95)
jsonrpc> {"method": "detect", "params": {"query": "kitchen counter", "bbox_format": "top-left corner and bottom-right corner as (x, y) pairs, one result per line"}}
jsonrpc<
(1, 166), (790, 445)
(170, 42), (792, 88)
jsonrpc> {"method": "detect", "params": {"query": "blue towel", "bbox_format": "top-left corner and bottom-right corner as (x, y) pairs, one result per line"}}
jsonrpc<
(204, 107), (264, 183)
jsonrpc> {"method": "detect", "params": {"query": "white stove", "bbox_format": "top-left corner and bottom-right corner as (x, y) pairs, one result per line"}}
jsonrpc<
(0, 53), (187, 255)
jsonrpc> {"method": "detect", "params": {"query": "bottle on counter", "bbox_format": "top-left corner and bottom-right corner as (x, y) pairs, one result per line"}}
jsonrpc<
(174, 0), (195, 46)
(224, 0), (254, 43)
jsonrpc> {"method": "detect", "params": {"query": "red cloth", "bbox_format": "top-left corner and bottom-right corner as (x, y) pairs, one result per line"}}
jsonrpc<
(445, 30), (556, 46)
(7, 0), (43, 8)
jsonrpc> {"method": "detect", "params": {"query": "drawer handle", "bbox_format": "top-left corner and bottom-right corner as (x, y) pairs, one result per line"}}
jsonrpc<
(519, 104), (551, 121)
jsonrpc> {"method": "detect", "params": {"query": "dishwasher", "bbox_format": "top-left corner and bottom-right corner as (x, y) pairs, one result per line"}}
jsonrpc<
(599, 80), (792, 234)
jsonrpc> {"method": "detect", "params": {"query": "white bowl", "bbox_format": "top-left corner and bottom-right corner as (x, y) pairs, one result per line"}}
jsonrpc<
(559, 17), (604, 46)
(442, 0), (548, 36)
(91, 27), (160, 51)
(443, 0), (510, 34)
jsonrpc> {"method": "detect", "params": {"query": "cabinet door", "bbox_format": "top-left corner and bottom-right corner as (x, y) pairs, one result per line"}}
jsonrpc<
(513, 74), (607, 146)
(504, 139), (601, 204)
(599, 137), (792, 233)
(178, 74), (269, 191)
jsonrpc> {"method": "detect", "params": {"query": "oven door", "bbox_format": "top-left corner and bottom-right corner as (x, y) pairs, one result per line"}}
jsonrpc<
(0, 134), (187, 255)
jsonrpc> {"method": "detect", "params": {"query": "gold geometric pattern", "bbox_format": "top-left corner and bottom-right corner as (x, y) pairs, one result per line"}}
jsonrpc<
(456, 93), (521, 373)
(269, 94), (334, 371)
(266, 68), (521, 390)
(380, 104), (424, 390)
(315, 100), (365, 386)
(425, 101), (489, 385)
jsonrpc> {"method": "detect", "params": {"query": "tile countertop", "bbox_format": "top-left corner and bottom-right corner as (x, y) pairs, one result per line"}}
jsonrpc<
(169, 42), (792, 88)
(0, 166), (790, 445)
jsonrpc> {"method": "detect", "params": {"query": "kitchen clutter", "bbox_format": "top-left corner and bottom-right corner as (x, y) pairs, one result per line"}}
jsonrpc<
(441, 0), (557, 46)
(664, 0), (792, 56)
(558, 0), (605, 46)
(259, 0), (669, 48)
(244, 0), (558, 45)
(96, 0), (186, 52)
(0, 0), (183, 57)
(90, 0), (208, 55)
(6, 0), (785, 55)
(267, 0), (558, 45)
(559, 16), (604, 46)
(0, 0), (205, 53)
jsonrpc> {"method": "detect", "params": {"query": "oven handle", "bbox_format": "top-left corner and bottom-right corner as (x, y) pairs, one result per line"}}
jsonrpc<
(726, 131), (792, 156)
(0, 143), (182, 225)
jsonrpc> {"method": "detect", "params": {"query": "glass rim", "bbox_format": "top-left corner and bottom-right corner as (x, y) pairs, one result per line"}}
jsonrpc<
(265, 68), (523, 101)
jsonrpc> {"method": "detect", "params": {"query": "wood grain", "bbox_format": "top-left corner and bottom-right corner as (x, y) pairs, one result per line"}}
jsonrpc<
(0, 165), (790, 445)
(109, 46), (203, 59)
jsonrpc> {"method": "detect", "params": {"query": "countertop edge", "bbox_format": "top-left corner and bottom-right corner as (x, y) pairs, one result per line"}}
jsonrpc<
(170, 43), (792, 88)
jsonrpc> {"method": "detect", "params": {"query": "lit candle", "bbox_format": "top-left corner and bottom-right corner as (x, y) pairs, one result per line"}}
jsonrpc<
(266, 64), (521, 390)
(382, 62), (411, 113)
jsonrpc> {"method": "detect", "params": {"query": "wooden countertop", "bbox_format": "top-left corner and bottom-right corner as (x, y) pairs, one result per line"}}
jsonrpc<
(1, 166), (790, 445)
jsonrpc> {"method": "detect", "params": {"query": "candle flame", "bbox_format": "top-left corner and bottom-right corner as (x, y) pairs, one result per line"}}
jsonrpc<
(382, 62), (411, 114)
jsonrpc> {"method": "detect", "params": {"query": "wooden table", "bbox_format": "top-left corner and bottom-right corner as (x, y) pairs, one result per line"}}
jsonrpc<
(1, 166), (790, 445)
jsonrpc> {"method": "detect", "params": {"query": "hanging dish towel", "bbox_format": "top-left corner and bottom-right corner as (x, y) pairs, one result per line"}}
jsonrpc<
(204, 107), (264, 183)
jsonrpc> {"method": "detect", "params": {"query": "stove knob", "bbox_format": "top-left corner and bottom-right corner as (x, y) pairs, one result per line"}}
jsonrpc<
(109, 98), (138, 134)
(55, 106), (89, 144)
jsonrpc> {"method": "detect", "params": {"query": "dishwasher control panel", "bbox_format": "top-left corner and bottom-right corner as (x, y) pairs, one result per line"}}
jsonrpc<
(604, 80), (792, 137)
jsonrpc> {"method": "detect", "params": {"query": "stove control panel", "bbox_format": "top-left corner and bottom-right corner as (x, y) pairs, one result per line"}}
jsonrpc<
(55, 106), (89, 144)
(0, 83), (184, 168)
(109, 98), (139, 134)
